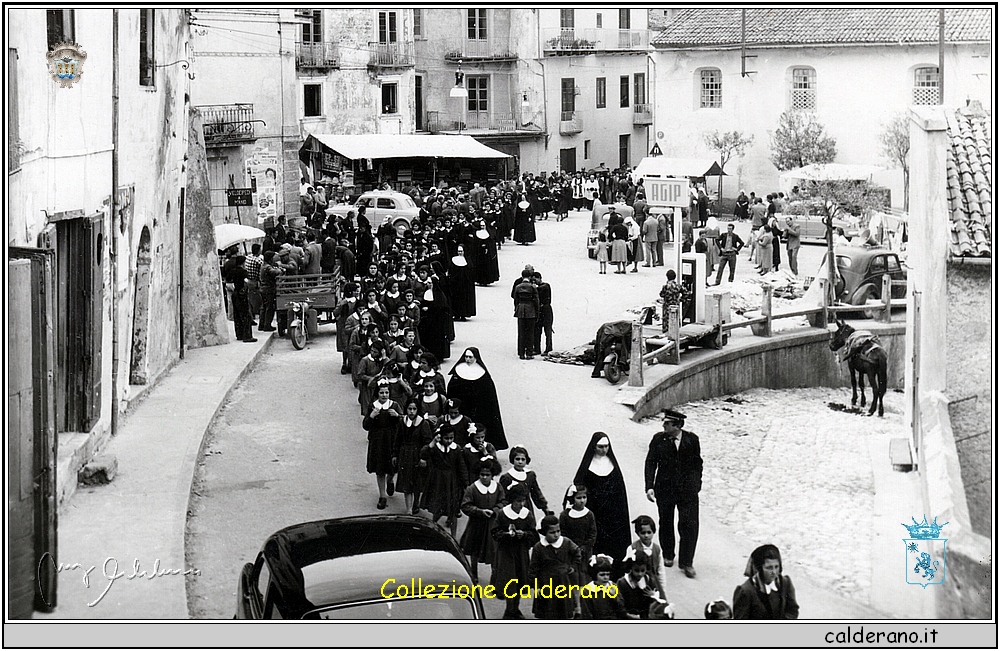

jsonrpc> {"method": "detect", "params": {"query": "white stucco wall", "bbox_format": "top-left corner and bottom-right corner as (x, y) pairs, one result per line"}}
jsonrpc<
(651, 42), (991, 206)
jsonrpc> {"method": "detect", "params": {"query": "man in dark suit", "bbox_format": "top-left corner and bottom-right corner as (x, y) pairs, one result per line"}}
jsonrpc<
(714, 223), (745, 285)
(512, 274), (539, 360)
(645, 409), (703, 578)
(531, 272), (553, 356)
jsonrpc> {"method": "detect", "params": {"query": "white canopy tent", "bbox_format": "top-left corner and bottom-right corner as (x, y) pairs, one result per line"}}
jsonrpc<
(306, 134), (512, 161)
(779, 164), (884, 194)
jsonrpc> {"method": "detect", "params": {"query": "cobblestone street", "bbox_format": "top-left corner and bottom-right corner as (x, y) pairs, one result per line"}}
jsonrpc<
(652, 386), (908, 609)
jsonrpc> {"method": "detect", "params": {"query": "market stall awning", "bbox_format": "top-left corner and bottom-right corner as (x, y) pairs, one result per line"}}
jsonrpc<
(780, 163), (883, 182)
(304, 134), (512, 160)
(632, 157), (726, 180)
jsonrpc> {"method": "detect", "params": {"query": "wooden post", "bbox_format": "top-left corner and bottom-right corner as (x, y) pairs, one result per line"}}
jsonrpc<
(760, 284), (773, 337)
(667, 305), (681, 365)
(708, 292), (723, 348)
(881, 273), (892, 323)
(628, 320), (644, 386)
(808, 277), (829, 328)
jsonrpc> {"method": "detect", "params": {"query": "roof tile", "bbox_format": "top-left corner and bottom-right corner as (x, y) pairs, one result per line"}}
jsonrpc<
(653, 8), (991, 47)
(946, 106), (993, 258)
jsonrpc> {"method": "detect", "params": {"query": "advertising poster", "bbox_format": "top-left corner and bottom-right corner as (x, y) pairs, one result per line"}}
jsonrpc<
(245, 145), (279, 224)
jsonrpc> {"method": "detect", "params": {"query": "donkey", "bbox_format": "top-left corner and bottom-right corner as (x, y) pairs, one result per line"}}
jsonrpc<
(829, 318), (888, 417)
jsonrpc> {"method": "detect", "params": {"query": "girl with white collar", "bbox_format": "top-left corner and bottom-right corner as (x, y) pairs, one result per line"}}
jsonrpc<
(499, 446), (551, 519)
(362, 380), (401, 511)
(489, 483), (537, 620)
(418, 428), (467, 537)
(459, 457), (504, 583)
(528, 514), (583, 619)
(558, 484), (597, 584)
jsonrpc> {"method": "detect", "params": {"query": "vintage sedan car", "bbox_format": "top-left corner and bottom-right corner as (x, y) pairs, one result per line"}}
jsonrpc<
(587, 200), (634, 258)
(824, 246), (907, 315)
(236, 515), (485, 619)
(325, 190), (420, 231)
(785, 200), (860, 243)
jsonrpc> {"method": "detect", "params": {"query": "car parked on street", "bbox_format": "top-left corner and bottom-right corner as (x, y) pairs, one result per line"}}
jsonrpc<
(785, 200), (860, 243)
(587, 200), (634, 258)
(325, 190), (420, 232)
(235, 515), (485, 619)
(824, 246), (907, 315)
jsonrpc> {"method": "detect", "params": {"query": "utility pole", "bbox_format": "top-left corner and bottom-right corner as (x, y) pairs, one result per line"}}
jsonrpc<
(938, 9), (945, 104)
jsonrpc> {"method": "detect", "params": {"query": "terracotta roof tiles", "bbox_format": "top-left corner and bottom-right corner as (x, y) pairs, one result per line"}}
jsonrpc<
(945, 105), (992, 258)
(652, 8), (991, 48)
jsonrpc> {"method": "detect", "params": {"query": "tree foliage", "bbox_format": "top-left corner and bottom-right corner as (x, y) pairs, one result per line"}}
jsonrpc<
(768, 111), (837, 171)
(702, 130), (755, 170)
(879, 114), (911, 210)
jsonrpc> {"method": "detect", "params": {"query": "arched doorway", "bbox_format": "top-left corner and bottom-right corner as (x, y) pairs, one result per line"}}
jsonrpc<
(129, 228), (153, 385)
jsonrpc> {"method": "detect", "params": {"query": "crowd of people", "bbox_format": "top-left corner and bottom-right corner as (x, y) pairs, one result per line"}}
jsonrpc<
(220, 173), (800, 620)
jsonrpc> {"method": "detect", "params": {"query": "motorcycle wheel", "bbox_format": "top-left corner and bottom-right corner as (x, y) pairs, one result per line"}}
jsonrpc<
(290, 319), (307, 350)
(604, 354), (622, 384)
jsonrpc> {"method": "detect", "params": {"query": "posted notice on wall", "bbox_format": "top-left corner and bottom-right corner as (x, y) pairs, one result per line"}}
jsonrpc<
(246, 145), (279, 224)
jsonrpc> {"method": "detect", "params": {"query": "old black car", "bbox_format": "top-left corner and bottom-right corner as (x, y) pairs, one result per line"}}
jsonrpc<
(236, 515), (485, 619)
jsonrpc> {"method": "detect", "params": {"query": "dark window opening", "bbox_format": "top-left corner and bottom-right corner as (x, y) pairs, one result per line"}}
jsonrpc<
(619, 9), (630, 30)
(619, 75), (629, 108)
(304, 84), (322, 117)
(468, 9), (487, 40)
(382, 82), (397, 115)
(139, 9), (155, 87)
(596, 77), (606, 108)
(560, 9), (574, 29)
(301, 9), (322, 43)
(560, 78), (575, 115)
(46, 9), (75, 51)
(378, 11), (398, 43)
(619, 134), (629, 168)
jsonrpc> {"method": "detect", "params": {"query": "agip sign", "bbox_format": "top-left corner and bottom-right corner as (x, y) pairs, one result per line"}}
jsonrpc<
(644, 178), (689, 208)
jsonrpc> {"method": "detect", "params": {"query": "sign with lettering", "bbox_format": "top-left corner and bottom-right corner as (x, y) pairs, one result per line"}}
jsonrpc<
(644, 178), (689, 208)
(226, 189), (253, 206)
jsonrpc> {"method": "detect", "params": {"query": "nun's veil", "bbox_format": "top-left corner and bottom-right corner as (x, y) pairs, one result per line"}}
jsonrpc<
(448, 346), (490, 377)
(573, 431), (623, 486)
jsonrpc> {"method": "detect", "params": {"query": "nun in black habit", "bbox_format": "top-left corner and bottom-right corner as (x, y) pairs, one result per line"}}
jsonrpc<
(573, 432), (631, 578)
(512, 196), (536, 245)
(473, 221), (500, 286)
(448, 244), (477, 320)
(417, 273), (452, 362)
(447, 347), (509, 451)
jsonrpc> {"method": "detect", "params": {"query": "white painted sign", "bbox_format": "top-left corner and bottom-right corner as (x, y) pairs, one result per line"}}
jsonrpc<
(644, 177), (689, 208)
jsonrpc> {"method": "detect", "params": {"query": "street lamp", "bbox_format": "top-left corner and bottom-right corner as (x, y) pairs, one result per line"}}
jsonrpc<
(449, 61), (468, 98)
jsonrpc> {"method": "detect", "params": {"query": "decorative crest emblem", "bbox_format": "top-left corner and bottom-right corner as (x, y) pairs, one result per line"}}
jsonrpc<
(46, 42), (87, 88)
(902, 515), (948, 588)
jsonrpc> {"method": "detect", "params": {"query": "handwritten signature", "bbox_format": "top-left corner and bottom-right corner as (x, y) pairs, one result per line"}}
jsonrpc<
(37, 553), (201, 608)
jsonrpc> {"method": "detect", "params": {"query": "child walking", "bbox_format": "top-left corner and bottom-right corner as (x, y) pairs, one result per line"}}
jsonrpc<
(461, 422), (499, 481)
(580, 554), (627, 620)
(627, 515), (669, 601)
(419, 428), (467, 536)
(499, 446), (551, 519)
(528, 514), (583, 620)
(393, 398), (435, 515)
(490, 483), (537, 620)
(459, 458), (504, 583)
(596, 230), (609, 274)
(558, 484), (597, 585)
(362, 380), (401, 510)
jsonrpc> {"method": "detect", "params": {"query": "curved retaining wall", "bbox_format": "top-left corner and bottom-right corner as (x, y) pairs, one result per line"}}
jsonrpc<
(632, 323), (907, 421)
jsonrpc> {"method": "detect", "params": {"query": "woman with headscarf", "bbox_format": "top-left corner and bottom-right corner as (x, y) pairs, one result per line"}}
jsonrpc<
(447, 347), (508, 451)
(513, 195), (536, 245)
(417, 273), (451, 362)
(733, 544), (799, 619)
(448, 244), (476, 321)
(573, 432), (631, 577)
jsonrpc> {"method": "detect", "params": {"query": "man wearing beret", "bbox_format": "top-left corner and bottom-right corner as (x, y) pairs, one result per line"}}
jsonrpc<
(644, 409), (703, 578)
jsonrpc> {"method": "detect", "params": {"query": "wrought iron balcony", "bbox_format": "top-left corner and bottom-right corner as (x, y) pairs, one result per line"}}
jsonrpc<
(543, 28), (650, 54)
(559, 111), (583, 135)
(633, 103), (653, 125)
(296, 41), (339, 70)
(443, 38), (516, 62)
(426, 111), (520, 134)
(196, 104), (259, 147)
(368, 42), (414, 68)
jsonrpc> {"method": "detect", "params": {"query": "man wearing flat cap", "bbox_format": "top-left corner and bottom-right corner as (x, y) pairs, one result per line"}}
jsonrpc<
(644, 409), (703, 578)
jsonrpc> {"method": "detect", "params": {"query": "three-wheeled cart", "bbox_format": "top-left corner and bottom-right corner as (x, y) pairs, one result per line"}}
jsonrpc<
(276, 273), (342, 349)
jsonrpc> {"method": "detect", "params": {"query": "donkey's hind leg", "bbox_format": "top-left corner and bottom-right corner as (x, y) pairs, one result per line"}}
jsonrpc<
(857, 366), (867, 409)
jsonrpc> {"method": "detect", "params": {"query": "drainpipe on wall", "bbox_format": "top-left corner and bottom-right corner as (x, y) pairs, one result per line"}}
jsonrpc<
(647, 52), (655, 159)
(538, 59), (549, 151)
(110, 9), (121, 436)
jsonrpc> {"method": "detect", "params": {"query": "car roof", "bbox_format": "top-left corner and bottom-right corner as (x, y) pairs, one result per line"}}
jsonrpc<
(260, 515), (472, 615)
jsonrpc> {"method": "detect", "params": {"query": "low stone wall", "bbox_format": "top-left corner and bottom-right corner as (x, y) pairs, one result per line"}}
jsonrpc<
(632, 323), (906, 421)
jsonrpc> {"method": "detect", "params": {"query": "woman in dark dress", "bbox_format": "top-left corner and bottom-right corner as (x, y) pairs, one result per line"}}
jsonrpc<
(513, 197), (536, 245)
(733, 544), (800, 619)
(573, 432), (631, 578)
(448, 245), (476, 320)
(355, 218), (375, 276)
(416, 275), (451, 362)
(430, 260), (455, 343)
(447, 347), (508, 451)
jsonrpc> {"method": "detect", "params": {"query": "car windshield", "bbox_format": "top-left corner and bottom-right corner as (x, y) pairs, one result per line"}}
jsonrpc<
(306, 597), (477, 620)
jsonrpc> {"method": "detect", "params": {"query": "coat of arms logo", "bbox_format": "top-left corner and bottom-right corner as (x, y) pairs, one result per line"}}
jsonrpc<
(902, 515), (948, 588)
(46, 42), (87, 88)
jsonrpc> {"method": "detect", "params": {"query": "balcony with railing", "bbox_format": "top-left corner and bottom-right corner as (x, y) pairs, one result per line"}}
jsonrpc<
(559, 111), (583, 135)
(368, 42), (414, 68)
(427, 111), (519, 133)
(296, 41), (339, 70)
(542, 28), (649, 54)
(443, 37), (516, 62)
(196, 104), (258, 147)
(633, 103), (653, 125)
